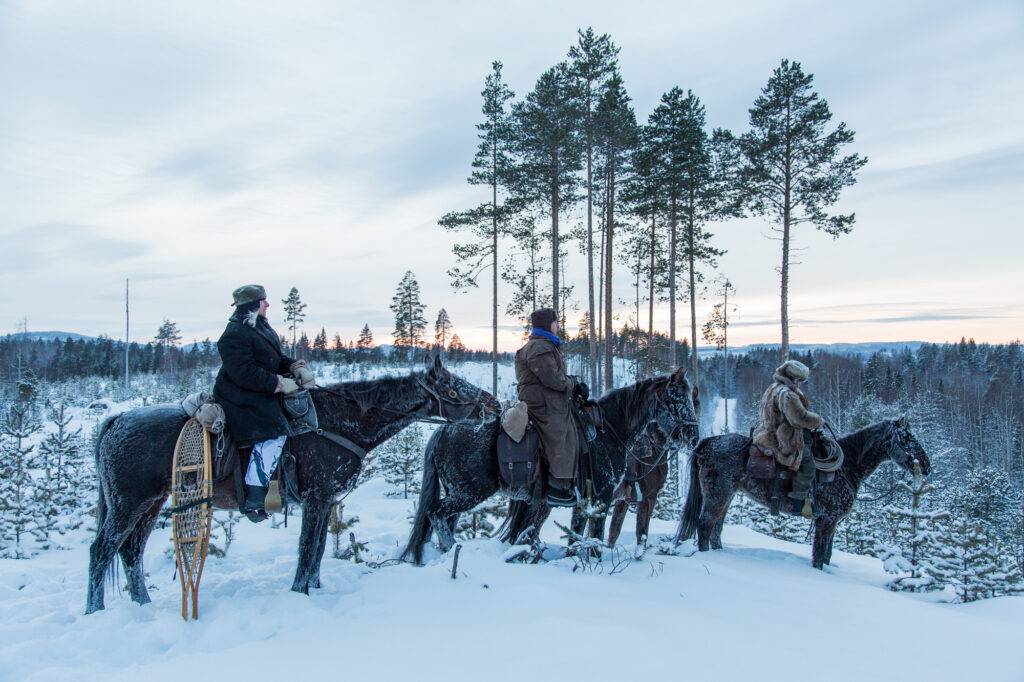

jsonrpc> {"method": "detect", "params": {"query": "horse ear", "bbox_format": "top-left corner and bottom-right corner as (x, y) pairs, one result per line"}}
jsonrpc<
(896, 415), (909, 428)
(692, 385), (700, 410)
(424, 354), (434, 372)
(433, 354), (444, 372)
(670, 366), (688, 384)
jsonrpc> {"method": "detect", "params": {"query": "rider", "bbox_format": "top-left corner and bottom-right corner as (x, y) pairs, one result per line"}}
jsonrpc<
(214, 284), (316, 522)
(514, 308), (588, 507)
(752, 359), (823, 518)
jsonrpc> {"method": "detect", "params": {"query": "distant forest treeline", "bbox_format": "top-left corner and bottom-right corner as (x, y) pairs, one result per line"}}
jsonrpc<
(0, 333), (509, 385)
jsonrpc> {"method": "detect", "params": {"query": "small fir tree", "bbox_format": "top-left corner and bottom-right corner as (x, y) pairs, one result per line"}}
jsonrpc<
(390, 271), (428, 366)
(281, 287), (308, 352)
(378, 424), (425, 498)
(0, 402), (43, 558)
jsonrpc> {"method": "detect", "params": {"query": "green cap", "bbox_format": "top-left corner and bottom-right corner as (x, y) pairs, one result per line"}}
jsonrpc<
(231, 284), (267, 306)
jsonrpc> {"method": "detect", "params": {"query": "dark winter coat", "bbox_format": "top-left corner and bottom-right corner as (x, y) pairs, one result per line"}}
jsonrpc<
(752, 372), (823, 467)
(514, 334), (578, 480)
(213, 309), (296, 445)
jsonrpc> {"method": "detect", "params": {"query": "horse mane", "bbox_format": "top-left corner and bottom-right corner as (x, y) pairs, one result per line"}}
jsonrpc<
(599, 375), (670, 436)
(315, 372), (424, 417)
(839, 419), (894, 466)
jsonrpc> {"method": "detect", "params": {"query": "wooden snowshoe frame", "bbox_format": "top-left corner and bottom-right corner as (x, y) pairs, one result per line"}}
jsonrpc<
(171, 418), (213, 621)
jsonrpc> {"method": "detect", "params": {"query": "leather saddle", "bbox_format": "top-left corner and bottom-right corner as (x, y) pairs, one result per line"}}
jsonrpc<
(192, 392), (315, 510)
(495, 398), (602, 493)
(743, 428), (837, 515)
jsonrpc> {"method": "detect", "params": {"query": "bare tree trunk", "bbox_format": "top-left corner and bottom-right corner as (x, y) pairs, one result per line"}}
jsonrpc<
(491, 145), (499, 396)
(586, 111), (598, 387)
(723, 284), (728, 432)
(597, 209), (605, 390)
(687, 211), (699, 387)
(604, 158), (615, 392)
(669, 193), (678, 369)
(781, 99), (792, 361)
(647, 215), (655, 378)
(552, 163), (560, 318)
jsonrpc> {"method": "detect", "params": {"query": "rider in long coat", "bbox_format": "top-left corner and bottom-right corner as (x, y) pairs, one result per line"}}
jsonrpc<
(514, 308), (586, 507)
(752, 359), (823, 517)
(214, 284), (316, 520)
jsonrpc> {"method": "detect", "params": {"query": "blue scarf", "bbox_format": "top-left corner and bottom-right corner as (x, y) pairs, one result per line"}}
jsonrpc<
(530, 327), (563, 347)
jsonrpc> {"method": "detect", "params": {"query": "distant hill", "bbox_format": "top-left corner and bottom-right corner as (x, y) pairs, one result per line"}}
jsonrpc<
(6, 331), (97, 342)
(696, 341), (924, 358)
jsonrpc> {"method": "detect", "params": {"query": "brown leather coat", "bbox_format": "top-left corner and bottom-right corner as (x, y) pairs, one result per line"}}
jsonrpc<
(752, 372), (823, 468)
(514, 335), (578, 480)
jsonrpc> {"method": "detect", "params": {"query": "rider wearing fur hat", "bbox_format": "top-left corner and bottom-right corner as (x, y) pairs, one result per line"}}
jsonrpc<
(214, 285), (317, 521)
(752, 359), (823, 517)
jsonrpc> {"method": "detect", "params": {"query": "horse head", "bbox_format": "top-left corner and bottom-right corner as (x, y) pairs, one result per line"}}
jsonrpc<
(885, 415), (931, 476)
(661, 367), (700, 450)
(418, 355), (498, 421)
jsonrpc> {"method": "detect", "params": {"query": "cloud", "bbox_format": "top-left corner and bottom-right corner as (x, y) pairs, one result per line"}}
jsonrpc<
(0, 224), (148, 272)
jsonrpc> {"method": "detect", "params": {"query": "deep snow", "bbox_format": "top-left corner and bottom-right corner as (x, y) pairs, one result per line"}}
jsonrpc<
(1, 473), (1022, 682)
(2, 361), (1022, 682)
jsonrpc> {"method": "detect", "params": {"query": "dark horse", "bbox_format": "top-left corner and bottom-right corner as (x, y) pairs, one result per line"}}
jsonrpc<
(674, 416), (930, 569)
(86, 356), (494, 614)
(402, 368), (700, 564)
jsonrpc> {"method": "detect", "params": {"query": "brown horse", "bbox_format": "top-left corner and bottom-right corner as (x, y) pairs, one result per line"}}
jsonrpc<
(606, 424), (669, 549)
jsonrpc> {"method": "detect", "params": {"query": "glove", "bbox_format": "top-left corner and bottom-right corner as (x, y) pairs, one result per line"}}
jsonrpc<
(290, 361), (316, 388)
(575, 381), (590, 402)
(276, 376), (300, 395)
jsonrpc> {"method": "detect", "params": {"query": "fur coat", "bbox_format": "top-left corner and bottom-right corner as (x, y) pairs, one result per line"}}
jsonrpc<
(752, 372), (824, 468)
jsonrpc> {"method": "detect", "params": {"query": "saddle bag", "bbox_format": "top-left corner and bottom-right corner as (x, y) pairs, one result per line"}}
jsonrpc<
(282, 389), (318, 436)
(745, 442), (777, 480)
(497, 424), (539, 490)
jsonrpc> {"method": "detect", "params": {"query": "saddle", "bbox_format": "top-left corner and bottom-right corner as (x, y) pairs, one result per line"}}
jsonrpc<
(495, 398), (601, 494)
(743, 428), (838, 515)
(179, 390), (313, 511)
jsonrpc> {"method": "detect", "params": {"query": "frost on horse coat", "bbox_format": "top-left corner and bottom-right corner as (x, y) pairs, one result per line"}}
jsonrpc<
(675, 417), (930, 569)
(86, 357), (491, 615)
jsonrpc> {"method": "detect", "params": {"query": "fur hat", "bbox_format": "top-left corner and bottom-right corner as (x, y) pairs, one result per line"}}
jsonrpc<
(777, 359), (811, 381)
(231, 284), (267, 307)
(530, 307), (557, 330)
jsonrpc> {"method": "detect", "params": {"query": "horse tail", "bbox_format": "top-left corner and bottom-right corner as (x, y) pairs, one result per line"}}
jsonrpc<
(498, 499), (531, 544)
(92, 414), (118, 528)
(93, 413), (121, 592)
(401, 429), (442, 565)
(674, 451), (703, 544)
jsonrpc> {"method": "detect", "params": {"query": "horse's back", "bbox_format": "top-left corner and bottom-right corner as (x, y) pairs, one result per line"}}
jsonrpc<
(98, 403), (189, 493)
(432, 418), (500, 488)
(694, 432), (749, 467)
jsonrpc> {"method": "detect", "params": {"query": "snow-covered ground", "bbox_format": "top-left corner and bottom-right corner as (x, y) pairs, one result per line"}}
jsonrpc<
(2, 474), (1022, 682)
(2, 361), (1022, 682)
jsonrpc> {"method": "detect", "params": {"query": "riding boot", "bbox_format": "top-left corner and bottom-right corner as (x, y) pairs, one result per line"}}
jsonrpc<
(243, 484), (269, 523)
(546, 477), (578, 508)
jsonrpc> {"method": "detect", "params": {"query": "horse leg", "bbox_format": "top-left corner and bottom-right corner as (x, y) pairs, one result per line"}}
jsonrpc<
(607, 500), (628, 547)
(587, 513), (606, 543)
(292, 500), (332, 594)
(709, 491), (735, 551)
(117, 496), (166, 605)
(813, 517), (838, 570)
(429, 492), (488, 553)
(635, 497), (656, 551)
(86, 502), (138, 614)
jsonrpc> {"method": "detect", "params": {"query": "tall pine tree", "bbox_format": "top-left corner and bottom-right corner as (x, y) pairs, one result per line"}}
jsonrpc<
(440, 61), (516, 395)
(511, 62), (583, 321)
(737, 60), (866, 359)
(568, 28), (619, 387)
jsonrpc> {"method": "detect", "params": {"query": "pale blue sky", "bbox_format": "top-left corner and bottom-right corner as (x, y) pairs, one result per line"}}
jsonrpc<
(1, 0), (1021, 350)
